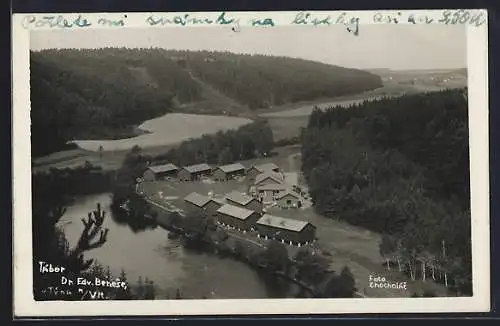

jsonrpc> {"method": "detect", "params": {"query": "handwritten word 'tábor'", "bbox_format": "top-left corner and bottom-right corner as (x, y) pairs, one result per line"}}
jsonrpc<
(22, 15), (92, 29)
(146, 12), (237, 26)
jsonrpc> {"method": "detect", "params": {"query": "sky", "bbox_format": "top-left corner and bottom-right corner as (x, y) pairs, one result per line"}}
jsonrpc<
(30, 24), (467, 70)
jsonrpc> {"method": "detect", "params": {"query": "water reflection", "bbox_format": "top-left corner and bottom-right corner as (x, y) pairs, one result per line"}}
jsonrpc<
(61, 193), (294, 299)
(110, 204), (158, 234)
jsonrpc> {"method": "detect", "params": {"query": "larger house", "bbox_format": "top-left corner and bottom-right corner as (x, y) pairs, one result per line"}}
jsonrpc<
(143, 163), (179, 181)
(225, 190), (263, 214)
(255, 183), (291, 202)
(254, 171), (285, 186)
(183, 192), (223, 218)
(212, 163), (246, 181)
(216, 204), (260, 232)
(255, 214), (316, 246)
(246, 162), (280, 181)
(178, 163), (212, 181)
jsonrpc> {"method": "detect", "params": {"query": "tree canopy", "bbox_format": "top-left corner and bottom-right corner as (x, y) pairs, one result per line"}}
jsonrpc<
(301, 88), (471, 295)
(31, 48), (382, 156)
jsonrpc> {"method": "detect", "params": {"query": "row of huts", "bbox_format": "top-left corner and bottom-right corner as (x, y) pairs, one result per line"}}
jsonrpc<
(183, 190), (316, 246)
(143, 161), (303, 209)
(143, 162), (279, 182)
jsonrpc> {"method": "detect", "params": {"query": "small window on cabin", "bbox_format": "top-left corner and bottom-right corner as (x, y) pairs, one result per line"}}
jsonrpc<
(286, 200), (292, 205)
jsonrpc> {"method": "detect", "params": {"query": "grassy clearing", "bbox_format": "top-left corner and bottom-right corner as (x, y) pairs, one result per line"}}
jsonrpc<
(266, 116), (309, 141)
(33, 149), (88, 167)
(72, 113), (253, 152)
(265, 204), (451, 297)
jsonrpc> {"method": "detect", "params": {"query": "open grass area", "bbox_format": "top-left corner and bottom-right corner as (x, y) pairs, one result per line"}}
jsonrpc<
(266, 116), (309, 141)
(33, 149), (127, 173)
(265, 205), (452, 297)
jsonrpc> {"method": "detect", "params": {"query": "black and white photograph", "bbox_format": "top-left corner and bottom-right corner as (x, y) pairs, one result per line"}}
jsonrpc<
(12, 10), (490, 316)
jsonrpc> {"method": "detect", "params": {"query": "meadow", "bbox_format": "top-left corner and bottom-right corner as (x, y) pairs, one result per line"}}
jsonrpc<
(71, 113), (253, 152)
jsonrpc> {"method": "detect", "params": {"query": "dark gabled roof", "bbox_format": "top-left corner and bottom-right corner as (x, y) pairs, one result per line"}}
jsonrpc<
(216, 163), (246, 173)
(225, 191), (255, 206)
(256, 214), (310, 232)
(148, 163), (179, 174)
(217, 204), (255, 220)
(183, 163), (211, 173)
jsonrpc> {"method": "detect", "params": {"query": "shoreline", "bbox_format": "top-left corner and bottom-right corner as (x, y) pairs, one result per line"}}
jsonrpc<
(131, 197), (365, 298)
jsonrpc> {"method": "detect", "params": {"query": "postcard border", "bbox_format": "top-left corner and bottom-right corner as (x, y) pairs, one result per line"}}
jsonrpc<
(12, 11), (491, 317)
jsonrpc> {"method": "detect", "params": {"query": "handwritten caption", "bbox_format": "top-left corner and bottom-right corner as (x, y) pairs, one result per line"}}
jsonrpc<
(20, 9), (487, 36)
(38, 261), (128, 300)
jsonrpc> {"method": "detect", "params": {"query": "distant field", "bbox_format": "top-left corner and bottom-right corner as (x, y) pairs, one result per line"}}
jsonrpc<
(33, 149), (88, 167)
(72, 113), (253, 152)
(266, 117), (308, 141)
(262, 79), (467, 140)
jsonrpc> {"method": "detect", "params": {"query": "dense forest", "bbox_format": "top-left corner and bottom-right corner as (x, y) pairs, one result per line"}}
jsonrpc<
(30, 48), (382, 157)
(153, 119), (274, 166)
(301, 88), (472, 295)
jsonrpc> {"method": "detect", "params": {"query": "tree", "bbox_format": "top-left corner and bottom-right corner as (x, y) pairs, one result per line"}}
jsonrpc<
(182, 212), (208, 240)
(115, 269), (133, 300)
(261, 241), (290, 273)
(68, 203), (110, 269)
(315, 266), (357, 298)
(379, 234), (397, 272)
(33, 201), (111, 300)
(293, 248), (330, 285)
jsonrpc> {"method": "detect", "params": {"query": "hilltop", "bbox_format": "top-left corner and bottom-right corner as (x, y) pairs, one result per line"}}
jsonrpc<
(30, 48), (382, 157)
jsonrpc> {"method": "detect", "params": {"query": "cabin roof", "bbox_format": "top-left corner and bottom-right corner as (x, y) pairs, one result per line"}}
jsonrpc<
(217, 163), (246, 173)
(225, 191), (255, 206)
(253, 162), (279, 172)
(255, 171), (285, 185)
(184, 192), (211, 207)
(183, 163), (211, 173)
(148, 163), (179, 173)
(276, 190), (301, 200)
(257, 183), (290, 191)
(217, 204), (255, 220)
(256, 214), (310, 232)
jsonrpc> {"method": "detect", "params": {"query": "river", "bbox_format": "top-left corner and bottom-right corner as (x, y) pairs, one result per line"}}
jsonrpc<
(259, 96), (389, 118)
(59, 193), (296, 299)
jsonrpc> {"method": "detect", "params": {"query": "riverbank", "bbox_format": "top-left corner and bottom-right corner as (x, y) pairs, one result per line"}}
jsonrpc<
(128, 196), (361, 299)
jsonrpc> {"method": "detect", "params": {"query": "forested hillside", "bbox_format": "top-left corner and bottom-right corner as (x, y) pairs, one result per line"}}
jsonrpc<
(30, 48), (382, 157)
(301, 88), (471, 295)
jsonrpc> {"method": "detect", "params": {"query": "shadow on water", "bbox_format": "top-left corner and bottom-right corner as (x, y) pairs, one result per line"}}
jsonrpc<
(110, 205), (159, 234)
(180, 239), (298, 298)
